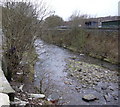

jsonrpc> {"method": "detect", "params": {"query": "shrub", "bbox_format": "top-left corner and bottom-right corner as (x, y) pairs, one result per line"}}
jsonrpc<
(2, 1), (49, 81)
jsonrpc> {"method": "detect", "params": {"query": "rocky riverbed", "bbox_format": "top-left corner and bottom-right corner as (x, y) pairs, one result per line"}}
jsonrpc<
(34, 39), (119, 105)
(65, 57), (119, 104)
(66, 58), (119, 88)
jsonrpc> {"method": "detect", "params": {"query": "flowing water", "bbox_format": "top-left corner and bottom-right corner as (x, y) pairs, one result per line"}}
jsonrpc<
(34, 39), (118, 105)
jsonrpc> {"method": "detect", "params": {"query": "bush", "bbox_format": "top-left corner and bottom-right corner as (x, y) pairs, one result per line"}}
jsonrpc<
(2, 1), (48, 81)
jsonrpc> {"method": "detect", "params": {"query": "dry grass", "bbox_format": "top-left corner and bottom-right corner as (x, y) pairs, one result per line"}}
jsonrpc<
(41, 29), (118, 64)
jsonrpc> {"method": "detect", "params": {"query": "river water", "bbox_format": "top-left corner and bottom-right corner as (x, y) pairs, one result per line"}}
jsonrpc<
(34, 39), (119, 105)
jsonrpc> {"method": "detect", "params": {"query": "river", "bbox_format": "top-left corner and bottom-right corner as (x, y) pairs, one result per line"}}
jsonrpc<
(34, 39), (119, 105)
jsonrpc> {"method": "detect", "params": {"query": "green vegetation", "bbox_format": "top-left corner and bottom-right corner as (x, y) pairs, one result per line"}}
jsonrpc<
(43, 15), (64, 28)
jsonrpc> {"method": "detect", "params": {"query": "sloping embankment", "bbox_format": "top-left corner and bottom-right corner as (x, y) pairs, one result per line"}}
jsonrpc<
(41, 28), (118, 64)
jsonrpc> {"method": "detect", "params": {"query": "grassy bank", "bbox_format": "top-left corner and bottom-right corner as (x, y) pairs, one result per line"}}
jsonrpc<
(41, 28), (118, 64)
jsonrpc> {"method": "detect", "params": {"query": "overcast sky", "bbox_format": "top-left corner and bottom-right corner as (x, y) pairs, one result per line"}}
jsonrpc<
(0, 0), (119, 20)
(45, 0), (120, 20)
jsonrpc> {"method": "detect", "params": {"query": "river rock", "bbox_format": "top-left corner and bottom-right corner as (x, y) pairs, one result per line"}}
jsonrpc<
(14, 97), (21, 101)
(113, 94), (118, 100)
(101, 86), (107, 90)
(11, 100), (29, 106)
(78, 69), (82, 72)
(75, 87), (81, 92)
(16, 72), (23, 75)
(82, 85), (87, 88)
(82, 94), (98, 101)
(80, 54), (84, 56)
(64, 81), (72, 85)
(104, 94), (111, 102)
(69, 73), (74, 77)
(108, 86), (114, 91)
(29, 93), (45, 99)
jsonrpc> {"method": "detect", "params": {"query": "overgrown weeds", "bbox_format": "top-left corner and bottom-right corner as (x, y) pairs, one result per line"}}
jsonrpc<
(41, 28), (118, 64)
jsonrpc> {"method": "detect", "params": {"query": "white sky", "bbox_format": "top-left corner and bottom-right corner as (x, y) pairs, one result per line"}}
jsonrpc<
(0, 0), (119, 20)
(45, 0), (120, 20)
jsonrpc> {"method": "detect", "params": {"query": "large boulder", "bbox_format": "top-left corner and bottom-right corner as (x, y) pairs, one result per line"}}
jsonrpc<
(82, 94), (98, 102)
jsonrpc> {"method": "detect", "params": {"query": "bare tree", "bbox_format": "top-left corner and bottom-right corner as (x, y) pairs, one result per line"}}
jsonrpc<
(69, 10), (90, 28)
(2, 0), (51, 81)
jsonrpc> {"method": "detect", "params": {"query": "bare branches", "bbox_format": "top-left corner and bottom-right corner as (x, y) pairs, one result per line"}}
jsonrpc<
(2, 0), (51, 81)
(69, 10), (91, 28)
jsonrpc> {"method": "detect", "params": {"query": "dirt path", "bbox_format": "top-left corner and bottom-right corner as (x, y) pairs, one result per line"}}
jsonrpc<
(34, 39), (119, 105)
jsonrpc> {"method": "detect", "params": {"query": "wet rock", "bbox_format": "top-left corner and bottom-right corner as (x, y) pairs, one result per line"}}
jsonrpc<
(11, 100), (29, 106)
(113, 95), (118, 100)
(64, 81), (72, 85)
(11, 97), (29, 106)
(82, 94), (98, 102)
(80, 54), (84, 56)
(101, 86), (107, 90)
(104, 94), (111, 102)
(14, 97), (21, 101)
(29, 93), (45, 99)
(28, 97), (32, 100)
(105, 71), (108, 73)
(70, 56), (76, 60)
(75, 87), (81, 92)
(16, 72), (23, 75)
(83, 73), (87, 76)
(96, 79), (100, 82)
(69, 73), (74, 77)
(93, 82), (98, 85)
(82, 85), (87, 88)
(87, 80), (92, 84)
(108, 86), (114, 91)
(78, 69), (82, 72)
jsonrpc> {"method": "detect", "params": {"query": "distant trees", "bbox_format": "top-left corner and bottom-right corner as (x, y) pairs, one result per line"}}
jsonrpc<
(69, 10), (90, 28)
(43, 15), (64, 28)
(2, 1), (50, 81)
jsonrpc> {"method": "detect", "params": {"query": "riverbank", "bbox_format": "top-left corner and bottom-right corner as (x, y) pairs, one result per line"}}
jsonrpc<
(9, 47), (54, 106)
(10, 72), (52, 106)
(41, 28), (118, 64)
